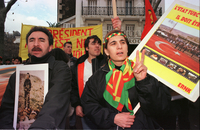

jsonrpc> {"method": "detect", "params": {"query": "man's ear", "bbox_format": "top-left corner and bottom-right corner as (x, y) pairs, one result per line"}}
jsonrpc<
(86, 47), (89, 51)
(49, 45), (53, 52)
(104, 48), (109, 56)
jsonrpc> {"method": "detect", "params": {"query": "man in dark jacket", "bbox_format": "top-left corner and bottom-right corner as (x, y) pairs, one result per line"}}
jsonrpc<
(0, 26), (71, 129)
(63, 41), (78, 129)
(70, 35), (106, 129)
(63, 41), (77, 67)
(81, 63), (171, 129)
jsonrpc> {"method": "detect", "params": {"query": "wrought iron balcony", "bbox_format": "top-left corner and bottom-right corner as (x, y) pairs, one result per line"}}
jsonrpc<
(103, 29), (143, 44)
(82, 6), (162, 16)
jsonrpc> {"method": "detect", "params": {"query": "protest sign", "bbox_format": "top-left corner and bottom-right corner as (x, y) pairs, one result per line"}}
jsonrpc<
(13, 64), (48, 129)
(129, 0), (199, 102)
(0, 65), (17, 106)
(19, 24), (103, 60)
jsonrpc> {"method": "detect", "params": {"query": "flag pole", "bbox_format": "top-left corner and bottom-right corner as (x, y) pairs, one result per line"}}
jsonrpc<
(112, 0), (118, 30)
(112, 0), (117, 18)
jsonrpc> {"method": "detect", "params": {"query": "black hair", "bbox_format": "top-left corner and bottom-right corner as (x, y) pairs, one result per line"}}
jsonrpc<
(13, 56), (22, 63)
(27, 73), (30, 78)
(51, 48), (69, 64)
(4, 59), (11, 65)
(84, 35), (101, 55)
(26, 26), (53, 46)
(63, 41), (72, 47)
(18, 57), (22, 63)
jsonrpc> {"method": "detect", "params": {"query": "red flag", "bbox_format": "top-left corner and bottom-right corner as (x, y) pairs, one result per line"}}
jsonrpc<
(141, 0), (157, 40)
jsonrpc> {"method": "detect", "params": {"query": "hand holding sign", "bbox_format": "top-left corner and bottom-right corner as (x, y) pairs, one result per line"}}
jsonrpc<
(133, 49), (147, 81)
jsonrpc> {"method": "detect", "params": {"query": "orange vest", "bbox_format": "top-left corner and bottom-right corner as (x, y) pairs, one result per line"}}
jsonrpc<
(77, 62), (84, 97)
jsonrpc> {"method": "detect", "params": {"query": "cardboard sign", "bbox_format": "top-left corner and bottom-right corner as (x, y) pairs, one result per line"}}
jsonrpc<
(129, 0), (199, 102)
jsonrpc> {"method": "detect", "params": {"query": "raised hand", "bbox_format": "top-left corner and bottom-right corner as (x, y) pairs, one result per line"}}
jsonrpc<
(133, 49), (147, 81)
(111, 16), (122, 30)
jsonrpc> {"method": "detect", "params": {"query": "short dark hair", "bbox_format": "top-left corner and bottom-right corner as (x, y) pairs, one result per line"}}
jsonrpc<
(63, 41), (72, 47)
(84, 35), (101, 55)
(18, 57), (22, 63)
(26, 26), (53, 46)
(13, 56), (22, 63)
(51, 48), (69, 64)
(4, 59), (11, 65)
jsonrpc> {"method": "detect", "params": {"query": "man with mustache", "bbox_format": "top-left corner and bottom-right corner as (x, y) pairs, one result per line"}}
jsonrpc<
(32, 47), (42, 51)
(0, 26), (71, 129)
(70, 35), (106, 129)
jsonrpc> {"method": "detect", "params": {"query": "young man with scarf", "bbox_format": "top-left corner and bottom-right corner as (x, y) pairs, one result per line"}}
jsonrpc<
(0, 26), (71, 129)
(70, 35), (106, 129)
(80, 29), (171, 129)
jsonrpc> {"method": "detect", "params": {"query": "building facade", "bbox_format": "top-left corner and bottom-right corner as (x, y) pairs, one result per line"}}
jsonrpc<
(57, 0), (76, 22)
(58, 0), (165, 45)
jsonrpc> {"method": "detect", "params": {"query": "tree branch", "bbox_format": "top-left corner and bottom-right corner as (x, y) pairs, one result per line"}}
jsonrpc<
(0, 0), (5, 9)
(5, 0), (17, 13)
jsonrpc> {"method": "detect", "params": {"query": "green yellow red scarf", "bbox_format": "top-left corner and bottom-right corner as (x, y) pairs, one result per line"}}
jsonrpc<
(103, 58), (135, 115)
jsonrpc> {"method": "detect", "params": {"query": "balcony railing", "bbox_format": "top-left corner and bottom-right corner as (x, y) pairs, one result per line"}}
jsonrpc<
(82, 6), (162, 16)
(102, 29), (142, 44)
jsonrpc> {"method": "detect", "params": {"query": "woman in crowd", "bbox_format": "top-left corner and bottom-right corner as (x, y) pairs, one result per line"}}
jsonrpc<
(80, 29), (171, 129)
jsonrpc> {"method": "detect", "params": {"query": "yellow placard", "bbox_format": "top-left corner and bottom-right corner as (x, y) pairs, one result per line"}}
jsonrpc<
(19, 24), (103, 60)
(166, 4), (199, 30)
(129, 0), (199, 102)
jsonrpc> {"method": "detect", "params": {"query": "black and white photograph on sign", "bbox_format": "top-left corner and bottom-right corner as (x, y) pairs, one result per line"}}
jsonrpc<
(13, 64), (48, 129)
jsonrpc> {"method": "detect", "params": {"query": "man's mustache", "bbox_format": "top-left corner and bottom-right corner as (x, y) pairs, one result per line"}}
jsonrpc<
(32, 47), (42, 51)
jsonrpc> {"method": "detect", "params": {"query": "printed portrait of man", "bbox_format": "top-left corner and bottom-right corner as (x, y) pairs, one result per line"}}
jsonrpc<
(24, 73), (31, 109)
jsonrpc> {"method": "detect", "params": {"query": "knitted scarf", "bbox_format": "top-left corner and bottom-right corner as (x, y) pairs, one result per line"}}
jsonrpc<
(103, 58), (135, 115)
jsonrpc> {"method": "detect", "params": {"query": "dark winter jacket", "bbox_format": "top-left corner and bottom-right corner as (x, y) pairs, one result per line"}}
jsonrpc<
(0, 52), (72, 129)
(66, 53), (77, 67)
(81, 63), (171, 129)
(70, 53), (107, 108)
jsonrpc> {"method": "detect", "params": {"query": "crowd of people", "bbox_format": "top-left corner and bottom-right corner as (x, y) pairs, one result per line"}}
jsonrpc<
(0, 17), (199, 130)
(0, 56), (24, 65)
(155, 29), (200, 59)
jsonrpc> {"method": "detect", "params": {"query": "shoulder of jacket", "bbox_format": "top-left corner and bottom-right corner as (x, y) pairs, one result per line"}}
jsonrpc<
(76, 54), (88, 64)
